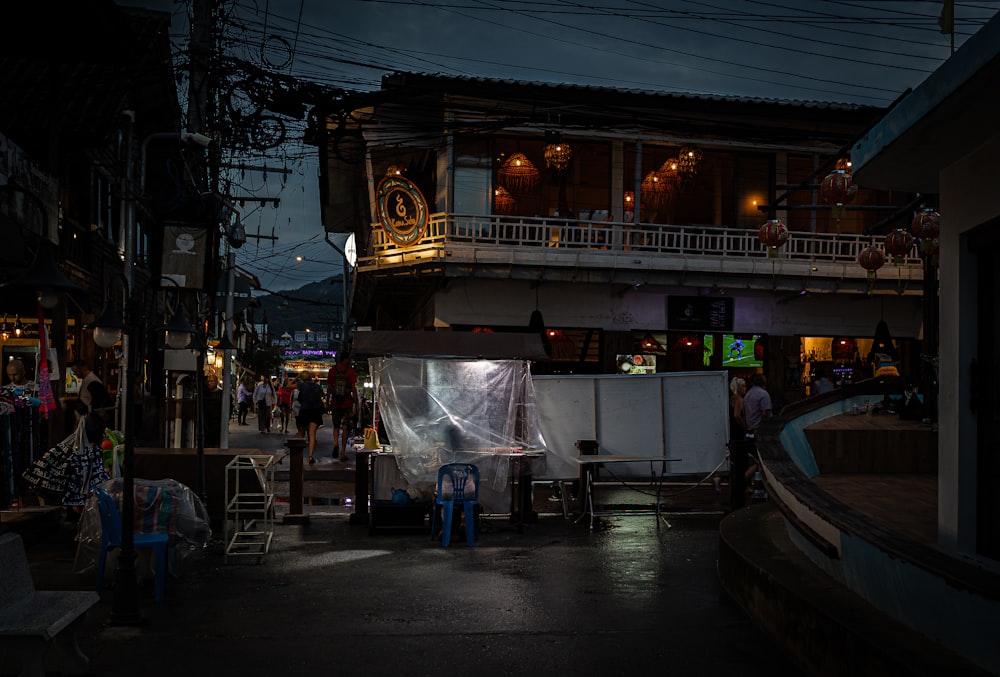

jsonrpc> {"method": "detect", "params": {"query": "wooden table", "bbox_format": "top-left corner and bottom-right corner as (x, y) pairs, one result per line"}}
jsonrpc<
(575, 455), (682, 530)
(803, 413), (937, 474)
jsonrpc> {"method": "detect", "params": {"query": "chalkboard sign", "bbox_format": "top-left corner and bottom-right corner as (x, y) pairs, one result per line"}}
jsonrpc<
(667, 296), (733, 331)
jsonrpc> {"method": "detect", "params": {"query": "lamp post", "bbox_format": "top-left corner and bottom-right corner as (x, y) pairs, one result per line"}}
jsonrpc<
(324, 233), (355, 353)
(89, 274), (143, 626)
(155, 279), (203, 501)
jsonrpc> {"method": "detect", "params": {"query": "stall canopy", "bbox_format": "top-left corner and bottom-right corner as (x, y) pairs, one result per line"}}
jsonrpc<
(368, 355), (548, 513)
(352, 330), (549, 361)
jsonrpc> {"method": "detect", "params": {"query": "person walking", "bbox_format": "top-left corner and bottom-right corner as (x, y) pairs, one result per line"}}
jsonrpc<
(253, 374), (277, 434)
(276, 377), (294, 433)
(326, 352), (359, 463)
(236, 377), (252, 425)
(295, 371), (325, 464)
(743, 373), (773, 435)
(741, 373), (772, 497)
(714, 376), (747, 495)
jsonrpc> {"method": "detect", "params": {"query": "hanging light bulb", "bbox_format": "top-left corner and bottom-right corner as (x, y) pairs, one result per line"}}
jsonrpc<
(13, 315), (24, 338)
(1, 315), (9, 342)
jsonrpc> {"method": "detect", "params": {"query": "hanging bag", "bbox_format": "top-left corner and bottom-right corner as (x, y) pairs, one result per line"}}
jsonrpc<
(363, 427), (380, 450)
(22, 430), (78, 500)
(63, 418), (110, 506)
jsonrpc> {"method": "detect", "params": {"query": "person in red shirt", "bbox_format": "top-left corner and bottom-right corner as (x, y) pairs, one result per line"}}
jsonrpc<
(276, 377), (294, 434)
(326, 352), (359, 462)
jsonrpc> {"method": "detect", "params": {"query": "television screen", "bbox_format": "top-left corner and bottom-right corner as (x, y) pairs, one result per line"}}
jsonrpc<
(706, 333), (764, 368)
(616, 354), (657, 374)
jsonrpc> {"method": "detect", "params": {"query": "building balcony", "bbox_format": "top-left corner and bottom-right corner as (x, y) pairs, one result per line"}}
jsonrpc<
(357, 213), (928, 296)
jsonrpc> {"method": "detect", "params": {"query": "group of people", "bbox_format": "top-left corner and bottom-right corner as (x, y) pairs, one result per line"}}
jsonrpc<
(232, 353), (361, 466)
(717, 372), (773, 496)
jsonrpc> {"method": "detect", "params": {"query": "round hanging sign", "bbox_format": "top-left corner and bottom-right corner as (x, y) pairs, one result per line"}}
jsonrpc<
(376, 175), (429, 247)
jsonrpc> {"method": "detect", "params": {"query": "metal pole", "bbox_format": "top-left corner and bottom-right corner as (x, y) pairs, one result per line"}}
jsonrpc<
(109, 278), (141, 626)
(220, 248), (235, 449)
(324, 234), (351, 352)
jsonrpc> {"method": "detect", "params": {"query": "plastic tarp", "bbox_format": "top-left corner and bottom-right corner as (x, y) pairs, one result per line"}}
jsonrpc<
(370, 356), (548, 513)
(74, 477), (212, 577)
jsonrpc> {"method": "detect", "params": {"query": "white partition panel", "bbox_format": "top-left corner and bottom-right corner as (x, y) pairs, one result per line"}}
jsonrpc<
(532, 376), (597, 480)
(532, 371), (729, 479)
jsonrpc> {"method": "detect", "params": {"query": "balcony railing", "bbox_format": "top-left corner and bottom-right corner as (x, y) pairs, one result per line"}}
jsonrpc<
(358, 213), (926, 291)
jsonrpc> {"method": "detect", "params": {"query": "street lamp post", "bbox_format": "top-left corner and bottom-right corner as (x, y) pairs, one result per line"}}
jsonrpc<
(89, 274), (143, 625)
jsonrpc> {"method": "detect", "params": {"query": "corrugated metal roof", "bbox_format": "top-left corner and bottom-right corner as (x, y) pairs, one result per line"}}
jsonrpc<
(381, 71), (878, 113)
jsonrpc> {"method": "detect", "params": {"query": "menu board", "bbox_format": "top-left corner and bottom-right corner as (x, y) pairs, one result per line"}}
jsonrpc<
(667, 296), (733, 331)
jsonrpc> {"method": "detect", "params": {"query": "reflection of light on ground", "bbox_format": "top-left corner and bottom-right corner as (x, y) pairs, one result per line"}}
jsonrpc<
(280, 550), (394, 571)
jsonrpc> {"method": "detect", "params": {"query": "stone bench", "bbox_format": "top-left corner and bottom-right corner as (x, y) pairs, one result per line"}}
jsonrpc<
(0, 532), (100, 676)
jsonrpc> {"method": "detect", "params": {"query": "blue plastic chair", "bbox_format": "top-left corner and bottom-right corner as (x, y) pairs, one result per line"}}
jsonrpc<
(430, 463), (480, 547)
(94, 486), (169, 604)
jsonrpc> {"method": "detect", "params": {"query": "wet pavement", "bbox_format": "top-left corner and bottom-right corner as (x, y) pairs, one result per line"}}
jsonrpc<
(7, 415), (804, 676)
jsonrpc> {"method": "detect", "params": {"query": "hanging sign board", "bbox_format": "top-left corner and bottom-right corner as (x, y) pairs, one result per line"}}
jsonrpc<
(375, 175), (428, 246)
(667, 296), (733, 332)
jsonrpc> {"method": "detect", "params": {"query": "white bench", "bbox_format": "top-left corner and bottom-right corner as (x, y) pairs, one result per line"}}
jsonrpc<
(0, 532), (100, 676)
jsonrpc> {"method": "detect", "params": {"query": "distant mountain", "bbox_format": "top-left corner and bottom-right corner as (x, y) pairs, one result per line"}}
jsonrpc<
(255, 275), (347, 339)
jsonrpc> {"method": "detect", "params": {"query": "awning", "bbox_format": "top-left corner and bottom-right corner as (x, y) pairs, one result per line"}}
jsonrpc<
(351, 331), (549, 360)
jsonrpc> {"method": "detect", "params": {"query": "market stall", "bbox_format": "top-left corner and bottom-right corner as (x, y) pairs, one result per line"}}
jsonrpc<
(353, 331), (549, 516)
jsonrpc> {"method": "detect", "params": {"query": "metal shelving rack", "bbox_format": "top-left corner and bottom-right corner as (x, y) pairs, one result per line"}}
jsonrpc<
(224, 455), (275, 563)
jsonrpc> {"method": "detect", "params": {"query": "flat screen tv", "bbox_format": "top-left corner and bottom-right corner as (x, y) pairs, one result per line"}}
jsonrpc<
(705, 333), (765, 368)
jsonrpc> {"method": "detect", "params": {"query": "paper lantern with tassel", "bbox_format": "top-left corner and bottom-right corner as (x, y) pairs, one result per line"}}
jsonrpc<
(759, 219), (789, 258)
(858, 244), (884, 284)
(884, 228), (914, 264)
(820, 169), (857, 226)
(911, 208), (940, 253)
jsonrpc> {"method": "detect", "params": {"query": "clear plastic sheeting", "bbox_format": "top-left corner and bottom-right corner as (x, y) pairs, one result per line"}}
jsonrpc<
(370, 357), (548, 512)
(74, 477), (212, 577)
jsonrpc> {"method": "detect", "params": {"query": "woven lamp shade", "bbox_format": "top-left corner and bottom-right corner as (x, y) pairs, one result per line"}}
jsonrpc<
(641, 170), (673, 207)
(544, 143), (572, 172)
(493, 186), (515, 215)
(677, 146), (702, 180)
(498, 152), (539, 191)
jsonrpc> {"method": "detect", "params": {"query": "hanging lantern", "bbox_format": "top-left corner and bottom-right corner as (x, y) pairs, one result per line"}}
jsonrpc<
(544, 143), (572, 172)
(641, 169), (672, 208)
(493, 186), (515, 215)
(658, 157), (679, 182)
(911, 208), (940, 253)
(835, 157), (852, 171)
(758, 218), (789, 258)
(883, 228), (914, 264)
(820, 169), (857, 225)
(384, 164), (405, 177)
(858, 244), (885, 284)
(677, 146), (702, 182)
(498, 152), (539, 192)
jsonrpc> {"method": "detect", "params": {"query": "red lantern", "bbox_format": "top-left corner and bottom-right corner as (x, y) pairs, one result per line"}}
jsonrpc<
(858, 244), (884, 283)
(911, 208), (940, 253)
(911, 208), (940, 237)
(759, 219), (789, 258)
(884, 228), (914, 264)
(820, 169), (857, 224)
